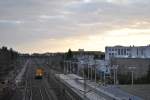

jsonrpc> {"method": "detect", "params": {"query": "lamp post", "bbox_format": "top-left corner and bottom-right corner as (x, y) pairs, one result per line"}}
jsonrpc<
(88, 63), (90, 80)
(95, 66), (97, 82)
(95, 61), (97, 83)
(112, 65), (118, 85)
(64, 61), (66, 74)
(91, 66), (93, 81)
(69, 61), (72, 73)
(128, 67), (136, 86)
(64, 61), (68, 74)
(71, 62), (76, 74)
(67, 61), (70, 74)
(77, 62), (80, 75)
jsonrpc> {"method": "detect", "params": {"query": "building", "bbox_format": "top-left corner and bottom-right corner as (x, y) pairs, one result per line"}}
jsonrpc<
(111, 58), (150, 78)
(105, 45), (150, 60)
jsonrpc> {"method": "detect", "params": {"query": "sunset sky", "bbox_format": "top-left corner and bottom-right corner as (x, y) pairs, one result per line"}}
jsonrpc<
(0, 0), (150, 53)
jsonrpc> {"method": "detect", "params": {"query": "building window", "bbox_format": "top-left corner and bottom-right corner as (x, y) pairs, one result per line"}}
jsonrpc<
(121, 49), (124, 55)
(141, 49), (144, 55)
(109, 53), (111, 56)
(127, 48), (130, 51)
(124, 49), (126, 55)
(118, 49), (120, 55)
(112, 53), (114, 56)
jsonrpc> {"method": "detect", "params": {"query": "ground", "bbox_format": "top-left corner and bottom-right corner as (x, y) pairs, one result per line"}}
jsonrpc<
(119, 84), (150, 100)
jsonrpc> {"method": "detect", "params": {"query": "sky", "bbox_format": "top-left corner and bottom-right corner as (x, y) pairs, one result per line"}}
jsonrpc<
(0, 0), (150, 53)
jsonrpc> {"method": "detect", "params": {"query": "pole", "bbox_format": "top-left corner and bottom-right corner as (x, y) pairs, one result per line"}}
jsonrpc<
(82, 64), (84, 78)
(114, 68), (115, 85)
(132, 71), (134, 86)
(71, 61), (72, 73)
(71, 62), (74, 73)
(77, 63), (79, 75)
(91, 67), (92, 81)
(83, 67), (86, 98)
(66, 61), (67, 74)
(95, 66), (96, 82)
(88, 64), (90, 80)
(128, 67), (136, 86)
(101, 71), (103, 82)
(104, 72), (105, 85)
(116, 68), (117, 85)
(95, 61), (97, 83)
(73, 62), (75, 74)
(67, 61), (69, 74)
(64, 61), (65, 74)
(68, 61), (70, 73)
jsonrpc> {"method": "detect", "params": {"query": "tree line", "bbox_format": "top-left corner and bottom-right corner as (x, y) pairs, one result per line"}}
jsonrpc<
(0, 46), (19, 77)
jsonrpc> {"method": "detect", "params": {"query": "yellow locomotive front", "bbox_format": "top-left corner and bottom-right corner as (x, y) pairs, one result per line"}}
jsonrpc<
(35, 68), (44, 79)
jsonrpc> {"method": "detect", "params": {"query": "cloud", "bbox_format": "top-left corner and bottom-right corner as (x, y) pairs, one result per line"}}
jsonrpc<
(0, 20), (23, 24)
(106, 28), (150, 36)
(106, 0), (130, 4)
(0, 0), (150, 53)
(39, 15), (65, 20)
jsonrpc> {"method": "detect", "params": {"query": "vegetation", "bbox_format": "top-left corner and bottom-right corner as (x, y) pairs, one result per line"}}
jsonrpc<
(0, 46), (19, 77)
(65, 49), (73, 60)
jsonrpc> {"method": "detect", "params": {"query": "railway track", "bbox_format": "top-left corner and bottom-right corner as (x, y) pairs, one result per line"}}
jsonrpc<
(23, 59), (58, 100)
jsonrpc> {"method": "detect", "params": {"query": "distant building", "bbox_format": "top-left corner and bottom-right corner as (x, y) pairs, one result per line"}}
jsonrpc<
(72, 49), (104, 60)
(78, 49), (84, 52)
(105, 45), (150, 60)
(74, 54), (94, 62)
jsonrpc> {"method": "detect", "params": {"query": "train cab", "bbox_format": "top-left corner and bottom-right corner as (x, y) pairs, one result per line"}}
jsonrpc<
(35, 68), (44, 79)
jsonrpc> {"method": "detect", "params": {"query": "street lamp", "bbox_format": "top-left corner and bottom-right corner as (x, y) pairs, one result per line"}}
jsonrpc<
(128, 67), (136, 86)
(71, 61), (79, 75)
(64, 61), (70, 74)
(95, 66), (97, 82)
(88, 63), (90, 80)
(94, 61), (97, 83)
(112, 65), (119, 85)
(76, 62), (80, 75)
(71, 62), (76, 74)
(69, 61), (72, 73)
(64, 61), (66, 74)
(91, 66), (93, 81)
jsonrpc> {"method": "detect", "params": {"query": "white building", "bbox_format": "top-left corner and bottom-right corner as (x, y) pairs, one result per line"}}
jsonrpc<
(105, 45), (150, 60)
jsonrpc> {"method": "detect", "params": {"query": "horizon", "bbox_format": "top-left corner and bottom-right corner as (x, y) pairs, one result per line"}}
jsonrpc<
(1, 44), (150, 54)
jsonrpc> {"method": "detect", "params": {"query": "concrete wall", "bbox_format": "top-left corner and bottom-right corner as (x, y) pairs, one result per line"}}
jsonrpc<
(110, 58), (150, 78)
